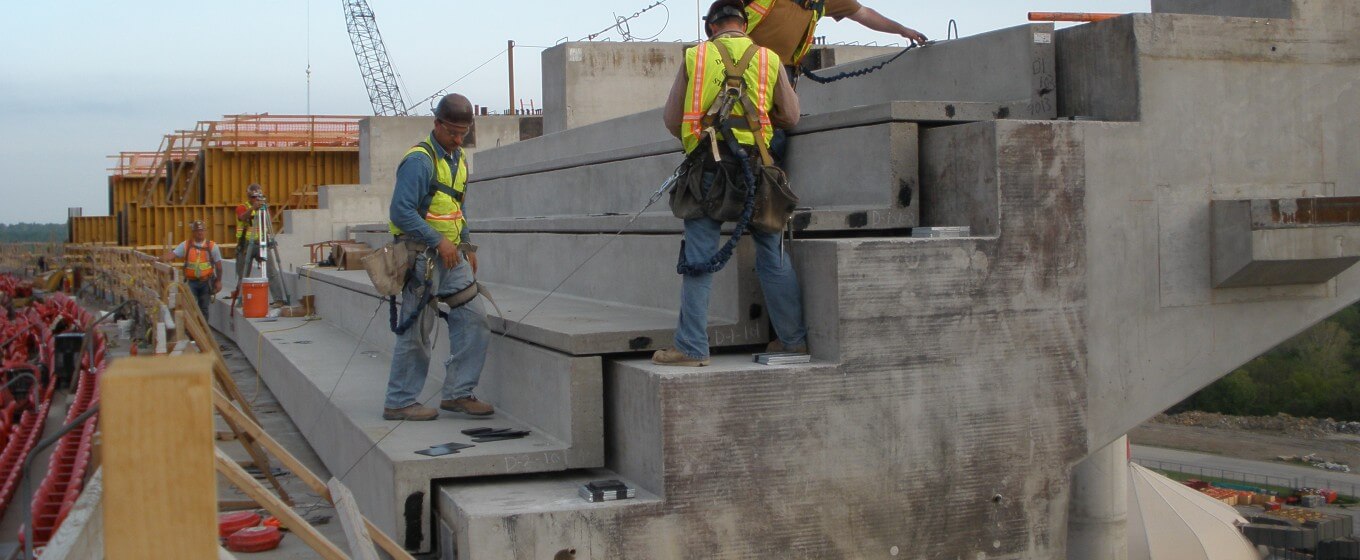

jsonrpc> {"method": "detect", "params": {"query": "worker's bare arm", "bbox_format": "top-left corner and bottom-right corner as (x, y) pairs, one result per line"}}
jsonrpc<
(847, 7), (927, 45)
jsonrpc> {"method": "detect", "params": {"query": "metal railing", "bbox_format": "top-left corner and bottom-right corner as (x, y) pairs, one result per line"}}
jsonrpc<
(1134, 458), (1360, 499)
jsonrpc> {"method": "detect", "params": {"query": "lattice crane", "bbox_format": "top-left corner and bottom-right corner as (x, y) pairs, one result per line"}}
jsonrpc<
(342, 0), (409, 116)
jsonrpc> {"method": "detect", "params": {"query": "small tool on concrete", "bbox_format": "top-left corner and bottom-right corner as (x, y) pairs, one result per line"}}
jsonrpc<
(753, 352), (811, 365)
(579, 480), (635, 503)
(460, 427), (514, 436)
(415, 442), (475, 457)
(471, 430), (530, 443)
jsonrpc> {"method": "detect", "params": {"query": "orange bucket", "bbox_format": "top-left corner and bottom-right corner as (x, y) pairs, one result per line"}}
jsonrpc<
(241, 278), (269, 318)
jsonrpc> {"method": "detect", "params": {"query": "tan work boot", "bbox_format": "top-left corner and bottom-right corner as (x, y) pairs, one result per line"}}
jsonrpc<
(383, 403), (438, 421)
(766, 340), (808, 354)
(651, 348), (711, 367)
(441, 396), (494, 416)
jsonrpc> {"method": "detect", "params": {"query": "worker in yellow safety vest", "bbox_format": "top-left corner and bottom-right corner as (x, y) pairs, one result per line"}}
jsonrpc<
(161, 220), (222, 320)
(231, 183), (288, 306)
(382, 93), (494, 422)
(653, 0), (809, 367)
(743, 0), (927, 86)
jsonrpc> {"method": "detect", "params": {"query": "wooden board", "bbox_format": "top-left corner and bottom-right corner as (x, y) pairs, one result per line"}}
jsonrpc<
(103, 355), (217, 559)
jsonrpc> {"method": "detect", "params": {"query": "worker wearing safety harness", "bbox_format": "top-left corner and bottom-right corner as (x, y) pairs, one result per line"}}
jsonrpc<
(161, 220), (222, 320)
(382, 93), (493, 421)
(655, 0), (808, 367)
(743, 0), (927, 85)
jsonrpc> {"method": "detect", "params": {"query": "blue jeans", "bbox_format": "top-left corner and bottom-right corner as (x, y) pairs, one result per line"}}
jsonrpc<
(385, 251), (489, 409)
(675, 215), (808, 359)
(188, 278), (213, 320)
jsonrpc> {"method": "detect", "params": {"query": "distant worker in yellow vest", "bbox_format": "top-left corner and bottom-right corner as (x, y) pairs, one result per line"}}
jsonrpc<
(383, 93), (493, 421)
(161, 220), (222, 320)
(744, 0), (927, 84)
(233, 184), (287, 306)
(655, 0), (809, 366)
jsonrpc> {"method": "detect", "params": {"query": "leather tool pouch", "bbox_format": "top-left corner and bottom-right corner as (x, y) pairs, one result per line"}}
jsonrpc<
(362, 240), (418, 297)
(669, 149), (799, 233)
(750, 164), (799, 234)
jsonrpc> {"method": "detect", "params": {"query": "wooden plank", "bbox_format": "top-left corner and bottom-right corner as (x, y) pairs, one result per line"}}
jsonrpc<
(103, 356), (217, 559)
(212, 390), (414, 560)
(214, 448), (349, 560)
(328, 478), (381, 560)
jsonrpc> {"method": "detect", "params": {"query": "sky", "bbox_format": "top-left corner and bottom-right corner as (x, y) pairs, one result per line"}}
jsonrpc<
(0, 0), (1148, 225)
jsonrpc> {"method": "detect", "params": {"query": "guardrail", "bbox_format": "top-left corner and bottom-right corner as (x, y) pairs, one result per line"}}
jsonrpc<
(1134, 458), (1360, 499)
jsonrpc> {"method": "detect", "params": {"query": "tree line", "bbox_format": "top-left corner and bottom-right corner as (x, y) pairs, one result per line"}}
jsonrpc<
(0, 223), (65, 243)
(1181, 305), (1360, 421)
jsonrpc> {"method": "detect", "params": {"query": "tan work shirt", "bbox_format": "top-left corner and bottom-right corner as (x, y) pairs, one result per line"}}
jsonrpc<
(661, 33), (801, 140)
(748, 0), (864, 64)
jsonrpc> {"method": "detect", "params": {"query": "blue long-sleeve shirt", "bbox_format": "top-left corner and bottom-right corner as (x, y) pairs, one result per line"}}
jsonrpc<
(388, 135), (467, 248)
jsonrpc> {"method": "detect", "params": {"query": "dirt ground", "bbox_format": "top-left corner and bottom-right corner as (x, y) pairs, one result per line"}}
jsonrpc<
(1130, 423), (1360, 470)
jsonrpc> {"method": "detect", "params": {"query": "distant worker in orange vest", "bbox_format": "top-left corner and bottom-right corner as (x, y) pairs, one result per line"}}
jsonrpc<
(743, 0), (927, 86)
(161, 220), (223, 320)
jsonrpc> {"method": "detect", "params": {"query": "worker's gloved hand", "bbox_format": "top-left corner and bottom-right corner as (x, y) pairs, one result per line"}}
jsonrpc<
(901, 27), (928, 45)
(436, 238), (462, 269)
(213, 280), (222, 294)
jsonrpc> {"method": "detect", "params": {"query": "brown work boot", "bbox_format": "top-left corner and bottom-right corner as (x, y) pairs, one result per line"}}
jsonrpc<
(651, 348), (710, 367)
(441, 396), (494, 416)
(766, 340), (808, 354)
(382, 403), (438, 421)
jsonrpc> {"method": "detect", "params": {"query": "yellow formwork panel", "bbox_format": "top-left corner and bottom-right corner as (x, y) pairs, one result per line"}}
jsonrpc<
(201, 149), (358, 207)
(133, 205), (239, 249)
(70, 216), (118, 244)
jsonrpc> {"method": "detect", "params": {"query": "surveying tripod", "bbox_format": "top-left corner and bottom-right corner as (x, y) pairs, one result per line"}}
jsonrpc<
(231, 199), (292, 314)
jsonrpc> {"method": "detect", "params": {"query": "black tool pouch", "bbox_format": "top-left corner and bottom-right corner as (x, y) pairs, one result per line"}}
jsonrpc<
(750, 164), (799, 234)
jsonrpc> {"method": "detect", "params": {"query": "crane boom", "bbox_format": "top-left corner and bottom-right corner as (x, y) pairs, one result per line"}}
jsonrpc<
(342, 0), (408, 116)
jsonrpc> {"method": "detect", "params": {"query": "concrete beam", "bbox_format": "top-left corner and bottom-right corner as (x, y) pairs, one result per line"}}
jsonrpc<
(1212, 197), (1360, 288)
(466, 120), (920, 234)
(1151, 0), (1295, 18)
(798, 24), (1057, 118)
(214, 302), (603, 554)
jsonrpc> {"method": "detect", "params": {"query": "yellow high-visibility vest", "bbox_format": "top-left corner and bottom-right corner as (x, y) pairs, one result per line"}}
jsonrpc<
(679, 35), (781, 155)
(388, 136), (469, 244)
(746, 0), (826, 65)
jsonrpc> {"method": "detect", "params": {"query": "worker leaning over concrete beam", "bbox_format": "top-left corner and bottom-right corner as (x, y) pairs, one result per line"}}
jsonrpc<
(655, 0), (809, 367)
(232, 184), (288, 305)
(383, 93), (494, 421)
(743, 0), (927, 85)
(160, 220), (222, 320)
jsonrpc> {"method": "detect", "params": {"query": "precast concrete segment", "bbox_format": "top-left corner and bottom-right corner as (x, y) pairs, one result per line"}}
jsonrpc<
(438, 471), (665, 560)
(1065, 6), (1360, 452)
(798, 24), (1058, 119)
(298, 239), (769, 356)
(1212, 198), (1360, 288)
(466, 120), (920, 234)
(209, 297), (603, 554)
(1151, 0), (1295, 18)
(542, 43), (690, 135)
(440, 121), (1090, 559)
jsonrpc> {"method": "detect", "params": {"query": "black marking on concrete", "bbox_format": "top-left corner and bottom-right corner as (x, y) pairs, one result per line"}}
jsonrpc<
(792, 213), (812, 231)
(1039, 88), (1054, 96)
(404, 491), (425, 550)
(629, 336), (653, 350)
(995, 106), (1011, 119)
(945, 104), (957, 118)
(898, 180), (914, 207)
(749, 304), (764, 321)
(847, 212), (870, 228)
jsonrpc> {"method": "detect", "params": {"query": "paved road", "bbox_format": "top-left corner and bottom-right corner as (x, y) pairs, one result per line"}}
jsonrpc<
(1132, 444), (1360, 492)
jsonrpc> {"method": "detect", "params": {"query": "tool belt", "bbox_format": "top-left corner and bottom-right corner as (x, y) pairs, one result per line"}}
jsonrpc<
(669, 140), (799, 234)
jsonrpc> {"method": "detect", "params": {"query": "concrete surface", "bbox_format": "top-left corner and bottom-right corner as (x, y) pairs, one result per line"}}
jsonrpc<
(1151, 0), (1295, 18)
(542, 42), (688, 135)
(1212, 198), (1360, 288)
(1067, 436), (1130, 560)
(798, 23), (1058, 118)
(211, 299), (605, 553)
